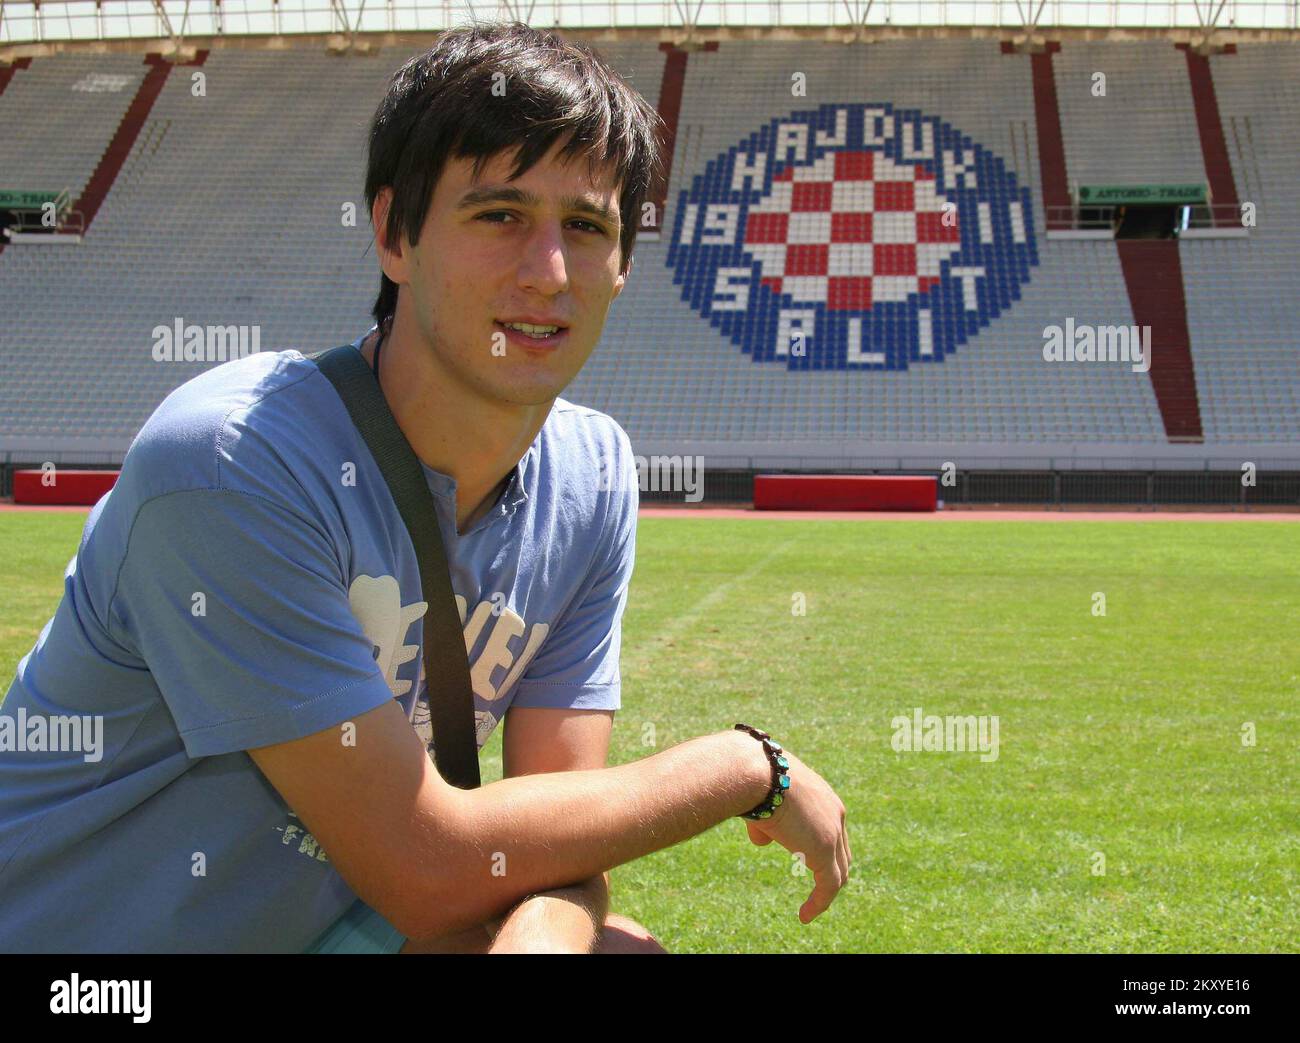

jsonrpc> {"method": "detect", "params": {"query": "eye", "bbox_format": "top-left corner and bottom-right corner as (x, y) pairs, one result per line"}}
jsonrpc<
(477, 212), (608, 235)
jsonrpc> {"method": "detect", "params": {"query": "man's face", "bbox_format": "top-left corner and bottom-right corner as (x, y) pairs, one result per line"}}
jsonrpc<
(378, 137), (630, 408)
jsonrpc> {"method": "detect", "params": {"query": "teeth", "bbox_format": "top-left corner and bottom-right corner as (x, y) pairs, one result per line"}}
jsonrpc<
(502, 321), (559, 337)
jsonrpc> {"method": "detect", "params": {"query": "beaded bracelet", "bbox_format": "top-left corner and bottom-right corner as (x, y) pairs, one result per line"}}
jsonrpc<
(734, 723), (791, 820)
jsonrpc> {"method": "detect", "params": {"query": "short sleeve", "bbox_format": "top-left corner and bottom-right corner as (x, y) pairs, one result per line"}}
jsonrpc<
(510, 437), (638, 712)
(109, 488), (397, 758)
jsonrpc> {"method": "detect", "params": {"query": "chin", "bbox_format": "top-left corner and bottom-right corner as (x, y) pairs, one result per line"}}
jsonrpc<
(474, 338), (590, 401)
(487, 376), (567, 407)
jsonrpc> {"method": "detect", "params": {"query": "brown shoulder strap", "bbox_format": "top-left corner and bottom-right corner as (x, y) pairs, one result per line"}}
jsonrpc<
(310, 344), (481, 789)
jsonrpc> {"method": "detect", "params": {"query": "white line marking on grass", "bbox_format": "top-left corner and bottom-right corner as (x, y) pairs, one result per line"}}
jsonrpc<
(624, 537), (795, 677)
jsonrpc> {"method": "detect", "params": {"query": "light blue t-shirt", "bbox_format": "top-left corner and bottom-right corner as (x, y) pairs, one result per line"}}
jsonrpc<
(0, 334), (638, 953)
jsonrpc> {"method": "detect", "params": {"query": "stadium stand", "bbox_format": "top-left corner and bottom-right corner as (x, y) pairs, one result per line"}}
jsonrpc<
(0, 38), (1297, 479)
(1181, 44), (1300, 445)
(1052, 41), (1206, 188)
(590, 40), (1166, 450)
(0, 49), (386, 450)
(0, 53), (146, 208)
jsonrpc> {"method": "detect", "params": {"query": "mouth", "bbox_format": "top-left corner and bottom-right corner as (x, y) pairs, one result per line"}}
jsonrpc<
(494, 320), (570, 351)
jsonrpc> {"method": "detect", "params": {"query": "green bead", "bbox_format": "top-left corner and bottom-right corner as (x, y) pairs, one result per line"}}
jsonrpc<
(775, 755), (789, 769)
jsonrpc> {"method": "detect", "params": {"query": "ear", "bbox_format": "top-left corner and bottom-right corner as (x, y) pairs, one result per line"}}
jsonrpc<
(611, 254), (632, 301)
(372, 187), (410, 286)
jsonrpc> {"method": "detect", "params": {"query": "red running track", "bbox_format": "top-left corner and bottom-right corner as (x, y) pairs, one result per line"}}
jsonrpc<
(3, 502), (1296, 522)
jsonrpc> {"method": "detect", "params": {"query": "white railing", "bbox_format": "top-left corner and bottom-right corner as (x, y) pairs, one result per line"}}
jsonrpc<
(2, 1), (1298, 47)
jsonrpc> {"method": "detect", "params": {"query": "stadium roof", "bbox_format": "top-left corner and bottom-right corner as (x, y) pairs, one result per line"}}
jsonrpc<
(1, 0), (1296, 51)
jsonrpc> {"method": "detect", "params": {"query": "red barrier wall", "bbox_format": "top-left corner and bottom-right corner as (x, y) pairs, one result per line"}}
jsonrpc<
(13, 469), (119, 505)
(754, 475), (938, 512)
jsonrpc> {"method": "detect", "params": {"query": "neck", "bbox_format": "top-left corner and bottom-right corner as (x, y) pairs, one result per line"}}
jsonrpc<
(364, 311), (550, 535)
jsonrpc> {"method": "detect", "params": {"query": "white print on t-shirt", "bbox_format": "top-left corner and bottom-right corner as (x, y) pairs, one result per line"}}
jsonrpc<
(347, 574), (426, 699)
(270, 573), (550, 865)
(347, 574), (549, 750)
(274, 811), (330, 863)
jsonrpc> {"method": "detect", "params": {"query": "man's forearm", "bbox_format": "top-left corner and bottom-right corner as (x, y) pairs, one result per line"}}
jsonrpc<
(420, 729), (770, 937)
(487, 873), (610, 954)
(404, 874), (608, 954)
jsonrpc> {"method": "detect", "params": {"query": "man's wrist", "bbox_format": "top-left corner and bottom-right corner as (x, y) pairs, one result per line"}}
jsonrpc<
(726, 727), (781, 816)
(733, 724), (791, 820)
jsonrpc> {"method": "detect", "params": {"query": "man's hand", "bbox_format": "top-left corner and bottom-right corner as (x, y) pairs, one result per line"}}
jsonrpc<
(743, 748), (851, 924)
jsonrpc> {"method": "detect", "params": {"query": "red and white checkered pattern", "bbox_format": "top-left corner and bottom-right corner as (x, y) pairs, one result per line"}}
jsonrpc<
(743, 150), (962, 310)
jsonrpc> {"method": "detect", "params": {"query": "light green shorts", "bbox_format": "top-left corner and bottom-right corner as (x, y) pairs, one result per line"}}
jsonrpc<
(304, 899), (407, 954)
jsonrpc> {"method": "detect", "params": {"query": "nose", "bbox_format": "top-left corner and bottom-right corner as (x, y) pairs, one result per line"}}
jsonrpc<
(515, 220), (571, 297)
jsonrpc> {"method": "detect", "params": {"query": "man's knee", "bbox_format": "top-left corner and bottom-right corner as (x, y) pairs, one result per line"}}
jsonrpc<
(597, 913), (668, 954)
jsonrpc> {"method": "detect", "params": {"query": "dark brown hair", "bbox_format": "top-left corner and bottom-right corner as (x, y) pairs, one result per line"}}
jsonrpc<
(365, 20), (664, 325)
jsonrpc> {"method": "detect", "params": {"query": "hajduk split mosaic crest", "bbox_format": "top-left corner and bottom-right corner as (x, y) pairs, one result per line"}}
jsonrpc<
(666, 103), (1039, 370)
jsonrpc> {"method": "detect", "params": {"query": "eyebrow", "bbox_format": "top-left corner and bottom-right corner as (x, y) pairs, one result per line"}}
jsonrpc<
(455, 185), (621, 229)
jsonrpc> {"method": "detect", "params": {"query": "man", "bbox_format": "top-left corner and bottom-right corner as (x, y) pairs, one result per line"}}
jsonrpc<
(0, 21), (850, 954)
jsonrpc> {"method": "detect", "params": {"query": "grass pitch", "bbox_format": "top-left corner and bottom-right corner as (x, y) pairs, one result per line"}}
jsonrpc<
(2, 512), (1296, 952)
